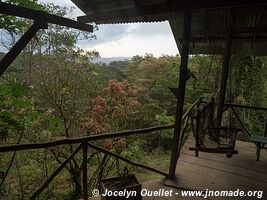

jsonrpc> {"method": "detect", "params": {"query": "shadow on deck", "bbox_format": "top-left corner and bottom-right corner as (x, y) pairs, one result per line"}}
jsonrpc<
(91, 136), (267, 200)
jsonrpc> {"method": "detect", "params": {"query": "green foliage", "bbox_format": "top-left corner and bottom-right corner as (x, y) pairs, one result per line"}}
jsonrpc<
(0, 79), (31, 141)
(1, 1), (267, 199)
(0, 0), (44, 33)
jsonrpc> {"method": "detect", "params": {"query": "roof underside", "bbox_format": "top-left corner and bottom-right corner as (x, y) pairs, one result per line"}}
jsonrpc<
(72, 0), (267, 55)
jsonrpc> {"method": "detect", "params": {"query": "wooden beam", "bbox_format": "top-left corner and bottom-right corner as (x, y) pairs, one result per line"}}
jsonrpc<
(215, 30), (233, 138)
(0, 2), (93, 32)
(169, 9), (192, 179)
(0, 124), (174, 153)
(0, 22), (47, 76)
(77, 0), (266, 23)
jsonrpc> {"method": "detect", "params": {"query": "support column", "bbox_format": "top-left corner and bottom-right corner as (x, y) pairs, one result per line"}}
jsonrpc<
(169, 10), (192, 178)
(0, 21), (47, 75)
(215, 30), (233, 137)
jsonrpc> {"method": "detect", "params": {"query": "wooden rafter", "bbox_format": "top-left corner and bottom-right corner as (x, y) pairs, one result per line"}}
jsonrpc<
(0, 1), (93, 32)
(0, 2), (94, 76)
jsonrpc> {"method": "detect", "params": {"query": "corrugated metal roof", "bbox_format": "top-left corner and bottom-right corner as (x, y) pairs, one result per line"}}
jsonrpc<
(71, 0), (267, 55)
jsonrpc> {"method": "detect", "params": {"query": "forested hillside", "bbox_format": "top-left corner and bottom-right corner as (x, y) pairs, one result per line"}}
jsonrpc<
(0, 1), (266, 199)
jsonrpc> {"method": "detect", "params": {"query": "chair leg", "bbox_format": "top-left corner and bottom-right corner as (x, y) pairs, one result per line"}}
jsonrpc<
(256, 142), (261, 161)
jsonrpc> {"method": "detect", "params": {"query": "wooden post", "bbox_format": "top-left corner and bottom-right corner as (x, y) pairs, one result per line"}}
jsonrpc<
(82, 143), (88, 200)
(169, 9), (192, 178)
(215, 30), (233, 138)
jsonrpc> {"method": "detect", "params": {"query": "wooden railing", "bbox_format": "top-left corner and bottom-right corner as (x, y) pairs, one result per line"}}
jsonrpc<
(0, 124), (175, 200)
(0, 97), (205, 200)
(224, 103), (267, 137)
(2, 98), (265, 199)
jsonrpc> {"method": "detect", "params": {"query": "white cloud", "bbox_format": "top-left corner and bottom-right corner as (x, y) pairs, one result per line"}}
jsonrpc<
(40, 0), (178, 57)
(83, 29), (178, 57)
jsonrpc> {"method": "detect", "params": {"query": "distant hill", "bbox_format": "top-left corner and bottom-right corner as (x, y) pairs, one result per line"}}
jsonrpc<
(0, 52), (131, 66)
(93, 57), (131, 64)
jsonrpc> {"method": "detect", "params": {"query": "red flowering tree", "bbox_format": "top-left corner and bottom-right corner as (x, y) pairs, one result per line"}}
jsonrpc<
(81, 79), (140, 151)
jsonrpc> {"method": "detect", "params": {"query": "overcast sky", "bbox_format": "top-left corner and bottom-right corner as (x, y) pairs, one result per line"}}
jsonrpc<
(41, 0), (178, 57)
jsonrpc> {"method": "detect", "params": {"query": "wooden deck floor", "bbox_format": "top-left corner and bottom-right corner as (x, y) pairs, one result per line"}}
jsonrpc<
(91, 136), (267, 200)
(162, 136), (267, 199)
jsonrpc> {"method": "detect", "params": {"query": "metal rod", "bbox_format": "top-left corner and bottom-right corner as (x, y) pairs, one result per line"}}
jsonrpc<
(169, 9), (192, 178)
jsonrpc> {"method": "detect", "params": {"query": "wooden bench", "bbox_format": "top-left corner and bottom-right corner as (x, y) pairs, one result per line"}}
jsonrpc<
(249, 135), (267, 161)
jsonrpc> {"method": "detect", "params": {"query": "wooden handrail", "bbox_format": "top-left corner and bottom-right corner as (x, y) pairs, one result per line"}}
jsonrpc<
(0, 124), (174, 152)
(182, 97), (203, 120)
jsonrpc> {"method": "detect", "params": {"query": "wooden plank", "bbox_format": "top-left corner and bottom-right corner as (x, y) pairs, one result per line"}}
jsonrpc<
(176, 160), (267, 191)
(179, 154), (267, 183)
(183, 137), (267, 174)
